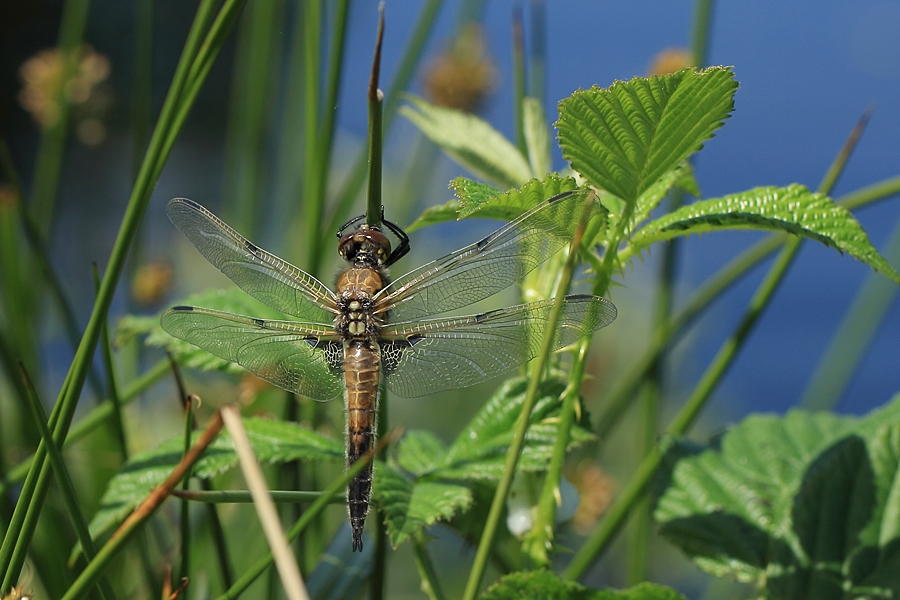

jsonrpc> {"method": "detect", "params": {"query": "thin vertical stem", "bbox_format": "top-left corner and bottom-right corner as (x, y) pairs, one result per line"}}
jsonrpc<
(564, 98), (868, 582)
(511, 4), (527, 155)
(462, 193), (596, 600)
(528, 0), (546, 104)
(690, 0), (715, 68)
(19, 364), (115, 600)
(303, 0), (324, 271)
(0, 0), (243, 587)
(366, 6), (385, 228)
(326, 0), (443, 236)
(90, 264), (128, 459)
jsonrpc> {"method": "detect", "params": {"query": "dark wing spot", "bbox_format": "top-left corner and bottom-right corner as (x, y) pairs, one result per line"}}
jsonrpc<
(303, 336), (320, 349)
(245, 240), (259, 254)
(252, 318), (266, 327)
(476, 236), (491, 251)
(172, 305), (194, 312)
(474, 312), (489, 324)
(547, 190), (575, 204)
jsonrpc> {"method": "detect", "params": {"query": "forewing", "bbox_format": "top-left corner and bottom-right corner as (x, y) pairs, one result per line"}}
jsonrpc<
(167, 198), (338, 321)
(379, 294), (616, 398)
(375, 190), (602, 321)
(161, 306), (344, 401)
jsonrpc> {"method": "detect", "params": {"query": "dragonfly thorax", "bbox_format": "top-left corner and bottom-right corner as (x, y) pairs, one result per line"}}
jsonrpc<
(335, 267), (384, 340)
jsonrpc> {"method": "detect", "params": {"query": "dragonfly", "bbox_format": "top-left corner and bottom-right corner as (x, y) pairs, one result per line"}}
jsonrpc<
(161, 190), (617, 551)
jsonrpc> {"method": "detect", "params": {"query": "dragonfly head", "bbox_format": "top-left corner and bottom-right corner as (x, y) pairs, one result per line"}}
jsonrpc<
(338, 225), (392, 266)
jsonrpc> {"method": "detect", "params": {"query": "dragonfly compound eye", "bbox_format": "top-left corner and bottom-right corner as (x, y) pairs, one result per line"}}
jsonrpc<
(338, 226), (392, 265)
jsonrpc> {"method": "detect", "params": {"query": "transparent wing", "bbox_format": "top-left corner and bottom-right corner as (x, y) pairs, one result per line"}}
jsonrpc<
(375, 190), (602, 322)
(161, 305), (344, 401)
(167, 198), (338, 321)
(379, 294), (616, 398)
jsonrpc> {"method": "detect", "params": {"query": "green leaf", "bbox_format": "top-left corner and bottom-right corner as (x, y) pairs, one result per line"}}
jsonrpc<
(88, 417), (342, 539)
(480, 571), (687, 600)
(374, 462), (472, 548)
(373, 376), (595, 546)
(523, 97), (551, 176)
(454, 174), (584, 221)
(793, 436), (876, 579)
(604, 163), (696, 241)
(406, 174), (598, 234)
(655, 394), (900, 596)
(396, 430), (447, 476)
(120, 289), (289, 374)
(405, 198), (461, 232)
(557, 66), (736, 202)
(450, 177), (504, 218)
(435, 376), (594, 480)
(865, 422), (900, 546)
(631, 184), (900, 283)
(400, 95), (533, 189)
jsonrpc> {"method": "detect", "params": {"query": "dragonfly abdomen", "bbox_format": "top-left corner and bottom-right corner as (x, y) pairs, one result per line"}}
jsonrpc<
(344, 339), (380, 552)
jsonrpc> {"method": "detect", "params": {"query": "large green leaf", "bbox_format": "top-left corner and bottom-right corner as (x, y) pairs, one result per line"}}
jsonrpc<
(655, 394), (900, 598)
(374, 462), (472, 548)
(480, 570), (687, 600)
(557, 67), (736, 203)
(120, 288), (288, 374)
(630, 184), (900, 283)
(400, 95), (533, 189)
(88, 417), (342, 539)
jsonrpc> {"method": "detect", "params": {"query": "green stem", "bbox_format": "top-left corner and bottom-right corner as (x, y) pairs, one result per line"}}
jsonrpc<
(303, 0), (324, 271)
(462, 193), (597, 600)
(224, 0), (280, 235)
(689, 0), (716, 68)
(180, 395), (194, 581)
(325, 0), (443, 236)
(565, 105), (865, 582)
(412, 530), (447, 600)
(216, 435), (386, 599)
(1, 359), (169, 493)
(91, 264), (128, 459)
(566, 236), (804, 581)
(201, 480), (235, 590)
(0, 0), (243, 586)
(528, 0), (546, 104)
(174, 489), (343, 504)
(132, 0), (154, 177)
(371, 378), (389, 600)
(19, 365), (115, 600)
(594, 171), (900, 442)
(524, 339), (590, 565)
(512, 4), (527, 156)
(318, 0), (351, 222)
(800, 211), (900, 410)
(367, 7), (385, 228)
(58, 413), (225, 600)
